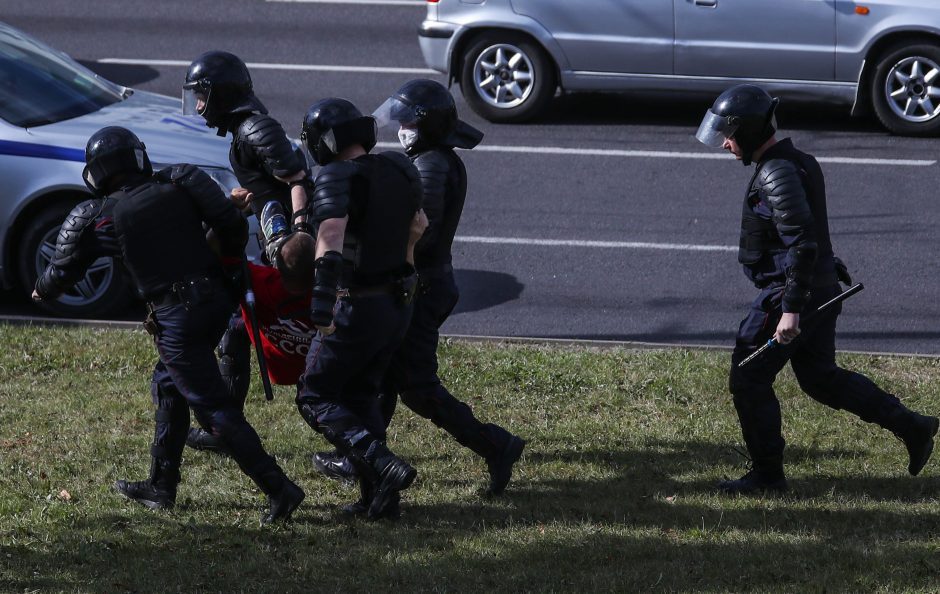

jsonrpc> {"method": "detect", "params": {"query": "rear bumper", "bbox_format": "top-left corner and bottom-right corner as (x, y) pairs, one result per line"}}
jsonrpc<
(418, 20), (459, 73)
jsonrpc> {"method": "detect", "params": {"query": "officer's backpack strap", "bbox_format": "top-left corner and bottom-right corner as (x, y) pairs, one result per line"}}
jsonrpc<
(238, 114), (304, 178)
(759, 158), (818, 312)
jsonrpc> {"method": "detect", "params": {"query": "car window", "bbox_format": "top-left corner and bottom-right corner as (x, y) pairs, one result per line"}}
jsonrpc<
(0, 26), (124, 128)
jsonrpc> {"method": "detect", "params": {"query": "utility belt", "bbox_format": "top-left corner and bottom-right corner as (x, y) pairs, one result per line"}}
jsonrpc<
(147, 276), (226, 312)
(337, 272), (418, 305)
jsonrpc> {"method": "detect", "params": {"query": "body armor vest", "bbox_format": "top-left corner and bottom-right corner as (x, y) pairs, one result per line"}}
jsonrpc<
(342, 154), (421, 286)
(111, 179), (222, 299)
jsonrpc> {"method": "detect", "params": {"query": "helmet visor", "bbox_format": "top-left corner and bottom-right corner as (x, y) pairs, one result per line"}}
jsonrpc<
(695, 109), (739, 148)
(182, 85), (210, 117)
(372, 96), (419, 128)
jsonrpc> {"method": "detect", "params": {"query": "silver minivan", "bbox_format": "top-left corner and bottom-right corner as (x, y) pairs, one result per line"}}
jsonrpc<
(419, 0), (940, 135)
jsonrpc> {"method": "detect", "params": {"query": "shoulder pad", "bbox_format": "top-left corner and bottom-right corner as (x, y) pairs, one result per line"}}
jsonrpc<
(238, 114), (303, 178)
(758, 158), (813, 229)
(154, 163), (200, 183)
(412, 149), (450, 175)
(56, 199), (104, 262)
(311, 160), (359, 221)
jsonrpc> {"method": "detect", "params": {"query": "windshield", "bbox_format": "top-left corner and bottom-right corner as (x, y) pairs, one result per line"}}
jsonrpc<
(0, 25), (124, 127)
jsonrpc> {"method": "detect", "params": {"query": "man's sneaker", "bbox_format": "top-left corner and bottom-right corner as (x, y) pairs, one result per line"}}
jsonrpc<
(113, 479), (176, 510)
(486, 435), (526, 496)
(368, 459), (416, 521)
(186, 427), (232, 456)
(717, 470), (788, 496)
(312, 450), (358, 484)
(262, 479), (305, 524)
(902, 414), (940, 476)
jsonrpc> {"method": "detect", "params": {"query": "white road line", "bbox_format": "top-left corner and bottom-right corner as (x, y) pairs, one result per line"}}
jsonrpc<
(98, 58), (436, 75)
(376, 142), (934, 166)
(453, 236), (737, 252)
(267, 0), (422, 4)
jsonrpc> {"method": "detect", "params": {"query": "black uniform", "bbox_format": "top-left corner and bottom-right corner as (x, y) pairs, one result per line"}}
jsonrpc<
(379, 146), (525, 494)
(295, 150), (421, 519)
(727, 138), (938, 487)
(35, 164), (303, 520)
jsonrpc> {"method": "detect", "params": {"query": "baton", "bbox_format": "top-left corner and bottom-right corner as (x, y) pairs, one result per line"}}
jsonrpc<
(737, 282), (864, 369)
(242, 261), (275, 401)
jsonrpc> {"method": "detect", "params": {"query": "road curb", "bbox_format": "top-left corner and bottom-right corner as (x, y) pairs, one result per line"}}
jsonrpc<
(3, 315), (938, 360)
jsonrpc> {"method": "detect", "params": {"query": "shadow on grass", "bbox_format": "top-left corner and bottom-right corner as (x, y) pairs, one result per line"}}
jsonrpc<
(4, 440), (940, 591)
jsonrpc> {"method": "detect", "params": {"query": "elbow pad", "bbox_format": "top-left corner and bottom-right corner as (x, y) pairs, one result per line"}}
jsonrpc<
(783, 241), (818, 313)
(311, 250), (343, 327)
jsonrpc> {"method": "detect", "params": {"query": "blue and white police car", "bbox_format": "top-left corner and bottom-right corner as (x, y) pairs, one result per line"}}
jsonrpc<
(0, 21), (245, 317)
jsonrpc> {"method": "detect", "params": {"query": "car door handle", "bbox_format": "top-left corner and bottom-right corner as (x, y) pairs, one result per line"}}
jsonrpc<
(694, 0), (717, 6)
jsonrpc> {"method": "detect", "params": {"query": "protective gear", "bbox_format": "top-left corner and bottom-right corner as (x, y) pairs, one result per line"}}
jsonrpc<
(717, 469), (788, 495)
(301, 98), (377, 166)
(696, 84), (779, 166)
(373, 79), (483, 154)
(113, 460), (180, 509)
(885, 410), (940, 476)
(111, 165), (246, 300)
(83, 126), (152, 194)
(310, 153), (422, 287)
(230, 115), (305, 211)
(411, 150), (465, 269)
(183, 51), (267, 136)
(312, 450), (358, 483)
(34, 199), (117, 299)
(398, 128), (419, 151)
(485, 435), (526, 496)
(311, 250), (342, 327)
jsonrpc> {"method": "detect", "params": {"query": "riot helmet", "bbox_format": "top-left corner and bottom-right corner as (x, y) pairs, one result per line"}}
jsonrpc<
(183, 51), (267, 135)
(301, 98), (377, 166)
(696, 84), (779, 165)
(83, 126), (152, 195)
(373, 79), (483, 154)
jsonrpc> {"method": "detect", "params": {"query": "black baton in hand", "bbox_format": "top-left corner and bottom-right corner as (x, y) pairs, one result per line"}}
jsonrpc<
(738, 283), (865, 369)
(242, 261), (274, 401)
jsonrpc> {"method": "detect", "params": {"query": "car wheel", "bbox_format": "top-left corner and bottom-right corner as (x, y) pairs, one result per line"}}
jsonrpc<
(459, 32), (556, 123)
(871, 42), (940, 136)
(17, 202), (130, 318)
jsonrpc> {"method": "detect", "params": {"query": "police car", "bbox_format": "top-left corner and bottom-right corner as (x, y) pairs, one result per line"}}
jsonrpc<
(0, 21), (248, 317)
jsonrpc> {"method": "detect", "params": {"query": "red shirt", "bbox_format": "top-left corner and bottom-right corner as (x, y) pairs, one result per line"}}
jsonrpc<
(241, 263), (315, 385)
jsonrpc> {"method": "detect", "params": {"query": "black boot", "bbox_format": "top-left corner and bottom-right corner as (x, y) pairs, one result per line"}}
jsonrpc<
(186, 427), (233, 456)
(717, 469), (788, 496)
(341, 476), (401, 520)
(312, 450), (358, 484)
(891, 412), (940, 476)
(254, 471), (305, 524)
(485, 435), (526, 496)
(114, 457), (180, 510)
(362, 442), (416, 521)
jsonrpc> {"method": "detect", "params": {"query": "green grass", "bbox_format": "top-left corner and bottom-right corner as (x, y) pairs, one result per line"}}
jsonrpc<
(2, 323), (940, 592)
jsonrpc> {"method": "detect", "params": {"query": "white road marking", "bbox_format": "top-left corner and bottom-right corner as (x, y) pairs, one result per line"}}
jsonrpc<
(376, 142), (934, 166)
(266, 0), (422, 4)
(453, 236), (737, 252)
(98, 58), (436, 75)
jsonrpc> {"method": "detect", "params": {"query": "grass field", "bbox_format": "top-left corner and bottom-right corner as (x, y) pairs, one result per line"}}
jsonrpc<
(2, 323), (940, 592)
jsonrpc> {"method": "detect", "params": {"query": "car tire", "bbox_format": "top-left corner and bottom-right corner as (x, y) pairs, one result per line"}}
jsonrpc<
(459, 32), (557, 123)
(17, 202), (130, 318)
(871, 42), (940, 136)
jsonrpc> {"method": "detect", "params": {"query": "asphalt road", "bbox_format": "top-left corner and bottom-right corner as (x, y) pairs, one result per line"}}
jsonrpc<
(6, 0), (940, 354)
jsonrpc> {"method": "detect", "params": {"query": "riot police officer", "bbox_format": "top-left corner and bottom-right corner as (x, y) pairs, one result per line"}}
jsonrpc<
(695, 85), (939, 494)
(294, 98), (423, 520)
(183, 50), (309, 227)
(312, 79), (524, 496)
(33, 127), (304, 522)
(182, 50), (310, 454)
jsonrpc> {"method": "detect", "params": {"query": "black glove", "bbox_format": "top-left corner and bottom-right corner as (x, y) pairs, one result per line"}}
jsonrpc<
(834, 257), (852, 285)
